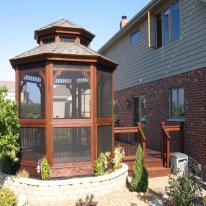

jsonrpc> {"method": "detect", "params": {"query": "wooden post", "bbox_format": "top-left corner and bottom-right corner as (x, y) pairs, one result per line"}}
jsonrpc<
(45, 61), (53, 166)
(137, 122), (146, 159)
(161, 122), (165, 162)
(166, 138), (170, 168)
(90, 64), (97, 162)
(180, 122), (184, 153)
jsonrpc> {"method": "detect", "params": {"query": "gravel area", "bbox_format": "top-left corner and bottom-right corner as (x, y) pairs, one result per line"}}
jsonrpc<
(72, 176), (206, 206)
(66, 176), (169, 206)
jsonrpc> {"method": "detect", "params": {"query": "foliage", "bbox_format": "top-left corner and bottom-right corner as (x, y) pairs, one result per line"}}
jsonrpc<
(131, 144), (148, 192)
(76, 194), (97, 206)
(0, 86), (20, 161)
(21, 104), (41, 118)
(165, 172), (202, 206)
(40, 157), (50, 180)
(112, 147), (122, 171)
(0, 155), (16, 175)
(16, 169), (30, 178)
(94, 153), (106, 176)
(0, 187), (17, 206)
(202, 196), (206, 204)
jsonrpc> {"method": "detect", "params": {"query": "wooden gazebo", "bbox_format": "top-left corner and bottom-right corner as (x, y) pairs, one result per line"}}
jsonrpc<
(10, 19), (117, 177)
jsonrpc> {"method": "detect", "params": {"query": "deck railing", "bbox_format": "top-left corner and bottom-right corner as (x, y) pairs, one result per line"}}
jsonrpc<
(161, 121), (184, 167)
(114, 122), (146, 160)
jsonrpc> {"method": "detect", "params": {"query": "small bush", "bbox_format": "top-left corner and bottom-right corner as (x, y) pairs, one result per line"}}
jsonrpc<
(40, 157), (50, 180)
(76, 194), (97, 206)
(131, 144), (148, 192)
(165, 172), (202, 206)
(1, 155), (15, 175)
(16, 169), (30, 178)
(112, 147), (122, 171)
(0, 187), (17, 206)
(94, 153), (106, 176)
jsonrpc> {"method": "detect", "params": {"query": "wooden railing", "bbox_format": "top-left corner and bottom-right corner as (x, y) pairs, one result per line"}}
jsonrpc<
(114, 122), (146, 160)
(161, 122), (184, 168)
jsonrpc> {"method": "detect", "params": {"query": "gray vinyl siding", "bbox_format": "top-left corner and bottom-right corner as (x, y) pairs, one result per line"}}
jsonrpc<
(101, 0), (206, 91)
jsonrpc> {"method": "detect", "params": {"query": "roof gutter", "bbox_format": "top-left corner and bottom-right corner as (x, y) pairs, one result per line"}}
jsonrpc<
(98, 0), (161, 54)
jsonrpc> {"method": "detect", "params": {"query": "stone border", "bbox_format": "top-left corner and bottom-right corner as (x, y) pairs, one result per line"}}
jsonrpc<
(1, 163), (128, 206)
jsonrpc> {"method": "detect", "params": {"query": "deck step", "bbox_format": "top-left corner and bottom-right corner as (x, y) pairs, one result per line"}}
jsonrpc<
(145, 159), (162, 168)
(124, 160), (170, 178)
(147, 167), (170, 178)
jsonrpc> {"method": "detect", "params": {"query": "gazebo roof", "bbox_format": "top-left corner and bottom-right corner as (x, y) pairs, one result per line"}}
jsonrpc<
(34, 19), (95, 42)
(37, 19), (82, 30)
(10, 42), (117, 67)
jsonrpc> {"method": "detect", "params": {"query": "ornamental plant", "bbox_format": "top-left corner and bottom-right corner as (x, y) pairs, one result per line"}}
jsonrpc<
(40, 156), (50, 180)
(94, 153), (106, 176)
(0, 187), (17, 206)
(0, 86), (20, 162)
(131, 144), (148, 192)
(165, 172), (202, 206)
(112, 147), (123, 171)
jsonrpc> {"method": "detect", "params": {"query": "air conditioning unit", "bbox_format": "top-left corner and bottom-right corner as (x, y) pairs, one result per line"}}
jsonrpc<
(170, 153), (188, 175)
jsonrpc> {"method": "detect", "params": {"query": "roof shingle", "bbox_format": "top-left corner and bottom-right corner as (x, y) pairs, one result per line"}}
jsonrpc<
(11, 42), (115, 63)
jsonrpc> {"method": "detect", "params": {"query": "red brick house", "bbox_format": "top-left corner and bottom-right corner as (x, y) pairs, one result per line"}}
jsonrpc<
(99, 0), (206, 176)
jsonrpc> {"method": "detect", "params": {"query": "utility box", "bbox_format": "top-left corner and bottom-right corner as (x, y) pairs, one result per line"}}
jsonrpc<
(170, 153), (188, 175)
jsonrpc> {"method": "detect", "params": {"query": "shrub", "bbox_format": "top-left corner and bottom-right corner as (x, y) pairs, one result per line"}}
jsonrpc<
(16, 169), (30, 178)
(131, 144), (148, 192)
(40, 157), (50, 180)
(112, 147), (123, 171)
(76, 194), (97, 206)
(1, 155), (15, 175)
(94, 153), (106, 176)
(0, 187), (17, 206)
(0, 86), (20, 161)
(165, 172), (202, 206)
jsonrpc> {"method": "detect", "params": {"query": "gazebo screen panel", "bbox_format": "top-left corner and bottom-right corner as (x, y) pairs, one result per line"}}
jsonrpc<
(19, 64), (45, 119)
(53, 127), (91, 163)
(97, 68), (112, 118)
(53, 63), (91, 119)
(97, 126), (112, 156)
(20, 127), (45, 162)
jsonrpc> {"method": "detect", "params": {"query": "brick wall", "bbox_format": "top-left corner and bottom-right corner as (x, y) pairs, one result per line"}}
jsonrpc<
(115, 67), (206, 171)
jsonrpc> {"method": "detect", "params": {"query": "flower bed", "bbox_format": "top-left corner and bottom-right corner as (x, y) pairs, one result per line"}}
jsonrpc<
(1, 163), (128, 206)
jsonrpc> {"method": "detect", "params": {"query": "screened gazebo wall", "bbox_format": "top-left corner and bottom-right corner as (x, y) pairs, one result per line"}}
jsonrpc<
(16, 60), (115, 177)
(52, 62), (92, 164)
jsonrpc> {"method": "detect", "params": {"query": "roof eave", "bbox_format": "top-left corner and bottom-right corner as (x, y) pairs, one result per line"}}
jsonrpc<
(10, 53), (117, 70)
(98, 0), (162, 53)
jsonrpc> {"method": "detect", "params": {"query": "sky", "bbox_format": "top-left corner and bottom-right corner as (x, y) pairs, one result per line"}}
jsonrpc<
(0, 0), (150, 81)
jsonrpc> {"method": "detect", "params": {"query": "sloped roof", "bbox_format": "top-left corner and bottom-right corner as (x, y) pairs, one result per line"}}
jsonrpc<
(11, 42), (116, 63)
(98, 0), (159, 53)
(34, 19), (95, 40)
(37, 19), (82, 31)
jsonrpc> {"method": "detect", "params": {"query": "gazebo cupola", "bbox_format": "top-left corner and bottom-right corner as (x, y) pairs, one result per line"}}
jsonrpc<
(10, 19), (117, 177)
(34, 19), (95, 47)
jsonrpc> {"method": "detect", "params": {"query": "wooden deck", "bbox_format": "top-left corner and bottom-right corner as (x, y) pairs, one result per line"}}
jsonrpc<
(124, 148), (170, 178)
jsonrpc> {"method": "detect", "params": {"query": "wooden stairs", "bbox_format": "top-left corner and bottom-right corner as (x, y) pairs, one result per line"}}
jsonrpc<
(125, 148), (170, 178)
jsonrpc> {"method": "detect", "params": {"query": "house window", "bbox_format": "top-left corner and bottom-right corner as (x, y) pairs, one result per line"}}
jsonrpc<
(156, 0), (180, 47)
(170, 87), (184, 118)
(131, 30), (141, 44)
(163, 0), (180, 45)
(156, 14), (162, 48)
(134, 96), (146, 125)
